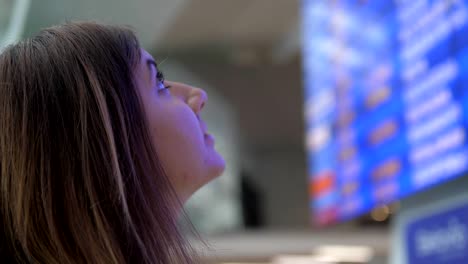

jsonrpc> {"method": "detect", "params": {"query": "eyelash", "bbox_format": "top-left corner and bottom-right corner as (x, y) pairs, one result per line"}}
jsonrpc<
(156, 70), (171, 90)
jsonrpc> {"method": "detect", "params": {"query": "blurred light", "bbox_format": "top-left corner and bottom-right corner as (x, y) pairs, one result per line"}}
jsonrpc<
(371, 205), (390, 222)
(305, 90), (335, 121)
(313, 245), (374, 263)
(221, 263), (265, 264)
(304, 2), (328, 23)
(272, 254), (338, 264)
(331, 9), (354, 33)
(307, 125), (332, 153)
(0, 0), (31, 50)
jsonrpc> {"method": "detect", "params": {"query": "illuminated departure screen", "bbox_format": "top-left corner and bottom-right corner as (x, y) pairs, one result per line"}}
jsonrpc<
(304, 0), (468, 225)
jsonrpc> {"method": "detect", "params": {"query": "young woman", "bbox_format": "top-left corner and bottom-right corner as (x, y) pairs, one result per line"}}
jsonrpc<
(0, 22), (225, 263)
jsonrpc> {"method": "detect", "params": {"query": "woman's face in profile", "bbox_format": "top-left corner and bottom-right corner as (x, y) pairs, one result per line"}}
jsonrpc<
(134, 49), (225, 202)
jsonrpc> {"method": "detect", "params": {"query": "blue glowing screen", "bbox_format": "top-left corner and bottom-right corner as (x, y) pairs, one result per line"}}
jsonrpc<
(304, 0), (468, 225)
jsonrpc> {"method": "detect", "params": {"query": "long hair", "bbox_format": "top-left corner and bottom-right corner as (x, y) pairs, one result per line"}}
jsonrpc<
(0, 22), (198, 263)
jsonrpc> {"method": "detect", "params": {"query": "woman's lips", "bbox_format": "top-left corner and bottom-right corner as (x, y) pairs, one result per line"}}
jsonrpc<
(200, 119), (214, 146)
(204, 133), (215, 146)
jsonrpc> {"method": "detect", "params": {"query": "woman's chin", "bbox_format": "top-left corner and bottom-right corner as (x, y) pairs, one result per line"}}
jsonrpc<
(204, 144), (225, 174)
(208, 152), (226, 179)
(183, 158), (225, 203)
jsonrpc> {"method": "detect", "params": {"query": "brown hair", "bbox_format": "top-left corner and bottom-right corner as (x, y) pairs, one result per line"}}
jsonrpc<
(0, 22), (198, 263)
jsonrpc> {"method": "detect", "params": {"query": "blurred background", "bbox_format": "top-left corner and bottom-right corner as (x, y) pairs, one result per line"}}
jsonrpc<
(3, 0), (468, 263)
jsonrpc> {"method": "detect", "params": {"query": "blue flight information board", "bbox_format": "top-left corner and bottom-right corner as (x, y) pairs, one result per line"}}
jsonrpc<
(303, 0), (468, 225)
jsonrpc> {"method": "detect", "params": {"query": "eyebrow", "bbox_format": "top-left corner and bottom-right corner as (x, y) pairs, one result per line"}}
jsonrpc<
(146, 59), (158, 83)
(146, 58), (158, 73)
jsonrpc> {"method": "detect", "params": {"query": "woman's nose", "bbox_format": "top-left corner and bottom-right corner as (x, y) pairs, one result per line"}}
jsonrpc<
(188, 87), (207, 115)
(166, 81), (208, 114)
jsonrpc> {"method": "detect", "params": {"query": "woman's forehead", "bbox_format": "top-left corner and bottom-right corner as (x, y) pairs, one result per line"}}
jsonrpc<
(140, 48), (153, 61)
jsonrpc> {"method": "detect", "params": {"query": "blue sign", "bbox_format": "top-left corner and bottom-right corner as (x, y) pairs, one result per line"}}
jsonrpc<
(406, 203), (468, 264)
(305, 0), (468, 225)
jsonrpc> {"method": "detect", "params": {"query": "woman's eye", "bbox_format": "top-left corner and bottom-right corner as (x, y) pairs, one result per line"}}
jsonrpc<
(156, 70), (164, 82)
(158, 82), (171, 91)
(156, 71), (171, 92)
